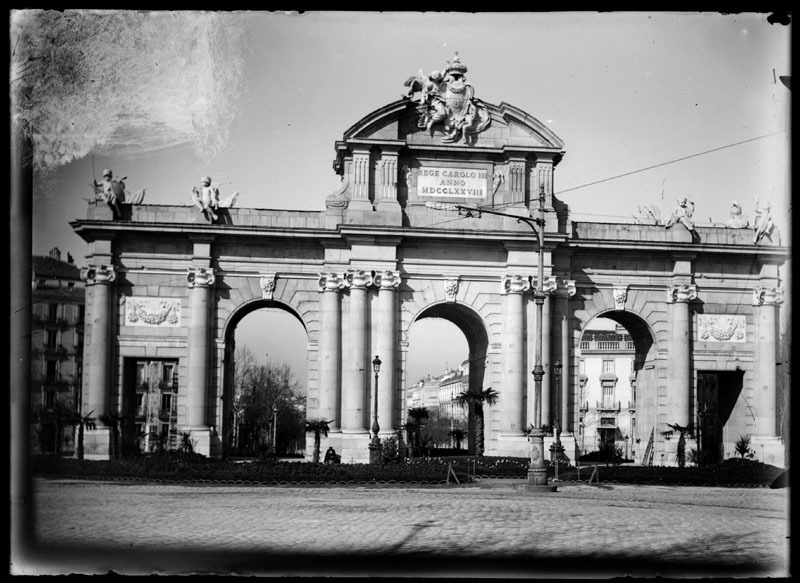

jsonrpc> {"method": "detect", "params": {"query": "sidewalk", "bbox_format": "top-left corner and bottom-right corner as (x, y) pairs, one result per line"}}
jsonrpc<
(14, 478), (790, 577)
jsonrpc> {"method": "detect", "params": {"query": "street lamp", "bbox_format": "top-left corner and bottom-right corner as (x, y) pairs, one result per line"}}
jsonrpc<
(427, 184), (556, 492)
(272, 402), (278, 455)
(369, 355), (382, 464)
(550, 360), (564, 482)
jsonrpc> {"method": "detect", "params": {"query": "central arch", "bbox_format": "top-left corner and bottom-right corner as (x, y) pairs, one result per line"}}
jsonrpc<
(409, 301), (489, 454)
(219, 298), (309, 458)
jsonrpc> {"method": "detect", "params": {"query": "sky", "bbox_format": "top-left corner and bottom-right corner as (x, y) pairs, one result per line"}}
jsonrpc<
(26, 11), (792, 391)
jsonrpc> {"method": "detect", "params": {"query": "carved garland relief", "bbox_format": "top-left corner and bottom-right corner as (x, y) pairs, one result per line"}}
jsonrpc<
(697, 315), (745, 343)
(126, 296), (181, 327)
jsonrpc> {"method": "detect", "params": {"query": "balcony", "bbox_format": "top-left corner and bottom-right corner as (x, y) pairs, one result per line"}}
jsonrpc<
(579, 340), (636, 353)
(596, 400), (621, 412)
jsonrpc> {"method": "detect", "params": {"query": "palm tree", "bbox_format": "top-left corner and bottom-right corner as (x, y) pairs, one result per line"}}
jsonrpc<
(661, 422), (695, 468)
(734, 435), (753, 464)
(448, 428), (466, 450)
(406, 407), (429, 456)
(305, 418), (333, 463)
(455, 387), (500, 456)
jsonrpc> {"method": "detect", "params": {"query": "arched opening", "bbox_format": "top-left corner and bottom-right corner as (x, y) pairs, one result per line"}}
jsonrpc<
(406, 302), (489, 455)
(577, 311), (655, 464)
(222, 300), (308, 459)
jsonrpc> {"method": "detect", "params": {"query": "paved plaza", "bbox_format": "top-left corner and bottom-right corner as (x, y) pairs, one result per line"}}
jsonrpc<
(14, 478), (790, 577)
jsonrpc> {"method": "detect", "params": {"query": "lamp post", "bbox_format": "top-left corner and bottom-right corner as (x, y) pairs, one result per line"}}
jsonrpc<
(550, 360), (564, 482)
(426, 184), (556, 492)
(272, 402), (278, 455)
(369, 355), (382, 464)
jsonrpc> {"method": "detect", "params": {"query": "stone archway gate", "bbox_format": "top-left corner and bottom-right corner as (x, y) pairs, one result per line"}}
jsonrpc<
(72, 59), (787, 465)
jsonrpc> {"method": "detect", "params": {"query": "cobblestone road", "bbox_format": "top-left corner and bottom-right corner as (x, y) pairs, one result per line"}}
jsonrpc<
(14, 478), (790, 577)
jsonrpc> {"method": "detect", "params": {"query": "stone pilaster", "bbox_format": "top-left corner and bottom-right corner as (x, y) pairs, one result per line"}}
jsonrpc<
(501, 274), (531, 434)
(507, 159), (527, 206)
(318, 272), (346, 430)
(349, 147), (373, 211)
(375, 270), (401, 433)
(665, 283), (697, 428)
(81, 263), (116, 459)
(376, 153), (402, 213)
(342, 269), (374, 431)
(558, 279), (576, 436)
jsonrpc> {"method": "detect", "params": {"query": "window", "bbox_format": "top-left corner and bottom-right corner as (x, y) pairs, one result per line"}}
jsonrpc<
(602, 384), (615, 409)
(579, 359), (585, 374)
(44, 391), (56, 408)
(49, 303), (59, 322)
(136, 363), (147, 388)
(602, 359), (614, 374)
(46, 360), (58, 383)
(600, 417), (615, 428)
(162, 363), (175, 387)
(136, 393), (145, 415)
(161, 393), (173, 413)
(45, 330), (58, 349)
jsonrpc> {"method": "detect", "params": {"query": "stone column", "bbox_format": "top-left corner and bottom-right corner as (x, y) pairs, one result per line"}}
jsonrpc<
(318, 272), (345, 430)
(375, 270), (401, 433)
(559, 280), (576, 435)
(81, 264), (116, 421)
(507, 158), (527, 206)
(185, 267), (215, 429)
(752, 286), (783, 436)
(342, 269), (373, 430)
(502, 274), (530, 434)
(666, 283), (697, 428)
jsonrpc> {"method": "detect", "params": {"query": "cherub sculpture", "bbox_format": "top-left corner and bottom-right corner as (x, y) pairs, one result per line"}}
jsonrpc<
(726, 201), (749, 228)
(753, 198), (776, 245)
(191, 176), (239, 222)
(664, 196), (696, 232)
(91, 168), (146, 219)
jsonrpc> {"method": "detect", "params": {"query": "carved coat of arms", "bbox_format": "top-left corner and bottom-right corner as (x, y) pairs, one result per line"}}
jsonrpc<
(403, 53), (491, 145)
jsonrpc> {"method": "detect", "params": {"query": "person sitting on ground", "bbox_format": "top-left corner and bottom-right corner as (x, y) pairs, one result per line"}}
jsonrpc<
(324, 446), (337, 464)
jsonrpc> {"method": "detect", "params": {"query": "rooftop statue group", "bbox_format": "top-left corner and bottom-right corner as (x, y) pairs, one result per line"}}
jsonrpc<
(633, 196), (778, 245)
(89, 169), (239, 224)
(403, 52), (491, 145)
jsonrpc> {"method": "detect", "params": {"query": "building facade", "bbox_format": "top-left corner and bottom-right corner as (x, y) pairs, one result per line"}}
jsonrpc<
(71, 55), (788, 466)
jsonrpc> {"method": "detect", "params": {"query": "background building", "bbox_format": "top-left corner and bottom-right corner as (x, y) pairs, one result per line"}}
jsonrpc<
(31, 247), (85, 455)
(577, 324), (636, 460)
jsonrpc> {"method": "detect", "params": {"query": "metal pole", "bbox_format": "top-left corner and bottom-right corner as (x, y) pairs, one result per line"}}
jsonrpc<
(526, 185), (555, 492)
(369, 356), (382, 464)
(272, 402), (277, 454)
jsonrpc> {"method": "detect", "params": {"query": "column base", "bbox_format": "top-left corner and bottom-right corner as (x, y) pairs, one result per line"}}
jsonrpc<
(82, 427), (112, 460)
(179, 426), (213, 457)
(749, 436), (786, 468)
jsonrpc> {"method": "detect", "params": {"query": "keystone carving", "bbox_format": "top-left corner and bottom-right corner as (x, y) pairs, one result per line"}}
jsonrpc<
(613, 286), (628, 310)
(444, 279), (459, 302)
(260, 273), (277, 300)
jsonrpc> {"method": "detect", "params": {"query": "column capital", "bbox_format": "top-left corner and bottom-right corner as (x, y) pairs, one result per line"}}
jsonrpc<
(318, 271), (347, 292)
(666, 283), (697, 303)
(81, 264), (116, 285)
(374, 270), (401, 290)
(556, 279), (576, 298)
(345, 268), (374, 289)
(259, 273), (276, 300)
(752, 286), (784, 306)
(502, 274), (531, 294)
(187, 267), (216, 288)
(533, 275), (558, 295)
